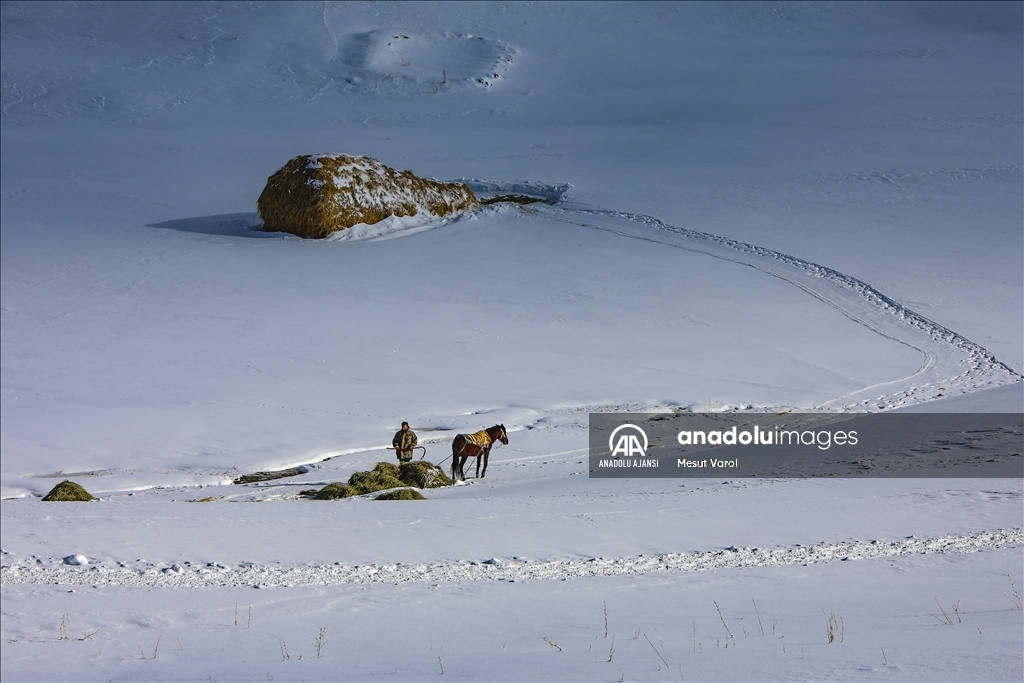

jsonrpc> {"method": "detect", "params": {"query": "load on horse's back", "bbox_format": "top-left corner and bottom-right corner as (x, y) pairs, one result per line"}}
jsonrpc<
(451, 424), (508, 481)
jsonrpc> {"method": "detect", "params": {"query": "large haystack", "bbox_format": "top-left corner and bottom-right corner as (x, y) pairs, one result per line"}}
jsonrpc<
(257, 154), (480, 238)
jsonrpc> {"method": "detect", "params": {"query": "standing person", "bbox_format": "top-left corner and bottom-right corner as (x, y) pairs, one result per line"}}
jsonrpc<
(393, 421), (417, 463)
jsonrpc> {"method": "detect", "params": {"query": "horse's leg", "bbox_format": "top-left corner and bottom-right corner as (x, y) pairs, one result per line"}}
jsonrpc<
(475, 451), (482, 478)
(481, 445), (490, 478)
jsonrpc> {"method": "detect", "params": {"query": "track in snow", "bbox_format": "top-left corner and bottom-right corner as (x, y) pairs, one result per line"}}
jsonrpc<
(510, 194), (1022, 411)
(2, 529), (1019, 589)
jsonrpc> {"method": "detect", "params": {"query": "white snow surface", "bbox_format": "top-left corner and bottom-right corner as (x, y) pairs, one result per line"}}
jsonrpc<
(1, 2), (1022, 681)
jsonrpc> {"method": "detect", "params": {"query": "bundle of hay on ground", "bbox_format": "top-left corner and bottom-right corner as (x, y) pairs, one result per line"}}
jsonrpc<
(347, 462), (405, 495)
(398, 461), (453, 488)
(257, 154), (480, 238)
(375, 489), (425, 500)
(305, 460), (453, 500)
(313, 483), (355, 500)
(41, 480), (94, 501)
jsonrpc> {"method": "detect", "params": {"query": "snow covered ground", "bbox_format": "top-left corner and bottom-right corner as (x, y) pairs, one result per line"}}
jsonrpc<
(1, 2), (1021, 680)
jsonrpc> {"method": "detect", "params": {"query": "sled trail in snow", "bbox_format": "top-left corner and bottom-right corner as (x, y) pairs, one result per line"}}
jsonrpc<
(498, 196), (1023, 411)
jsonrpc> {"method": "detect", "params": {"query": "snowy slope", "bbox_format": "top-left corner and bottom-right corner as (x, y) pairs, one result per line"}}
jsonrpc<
(1, 2), (1022, 681)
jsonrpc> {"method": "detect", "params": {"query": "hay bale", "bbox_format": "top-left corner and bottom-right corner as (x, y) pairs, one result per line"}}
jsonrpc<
(41, 480), (94, 502)
(399, 461), (453, 488)
(314, 483), (356, 500)
(347, 463), (405, 495)
(257, 154), (480, 238)
(375, 489), (425, 500)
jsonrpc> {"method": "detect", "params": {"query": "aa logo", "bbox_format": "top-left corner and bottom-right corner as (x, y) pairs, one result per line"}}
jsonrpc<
(609, 424), (648, 457)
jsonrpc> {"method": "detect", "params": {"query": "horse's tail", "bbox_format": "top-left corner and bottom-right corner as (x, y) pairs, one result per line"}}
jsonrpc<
(451, 435), (465, 478)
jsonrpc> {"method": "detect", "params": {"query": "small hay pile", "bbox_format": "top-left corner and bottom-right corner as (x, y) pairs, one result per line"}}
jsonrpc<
(375, 489), (425, 501)
(348, 462), (405, 495)
(41, 480), (94, 501)
(314, 483), (355, 500)
(309, 460), (452, 500)
(399, 461), (453, 488)
(257, 154), (480, 238)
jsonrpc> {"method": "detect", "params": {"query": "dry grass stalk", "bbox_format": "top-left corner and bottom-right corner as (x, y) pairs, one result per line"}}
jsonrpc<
(643, 633), (670, 669)
(258, 154), (479, 238)
(714, 601), (734, 639)
(59, 607), (70, 642)
(752, 599), (765, 636)
(543, 637), (562, 651)
(931, 599), (963, 624)
(995, 575), (1023, 609)
(824, 610), (844, 642)
(313, 627), (327, 658)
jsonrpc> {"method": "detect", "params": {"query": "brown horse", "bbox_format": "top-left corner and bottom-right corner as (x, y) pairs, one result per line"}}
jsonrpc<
(451, 424), (508, 481)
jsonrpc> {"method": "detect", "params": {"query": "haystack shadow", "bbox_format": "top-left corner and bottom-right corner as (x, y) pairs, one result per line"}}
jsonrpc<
(147, 213), (281, 239)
